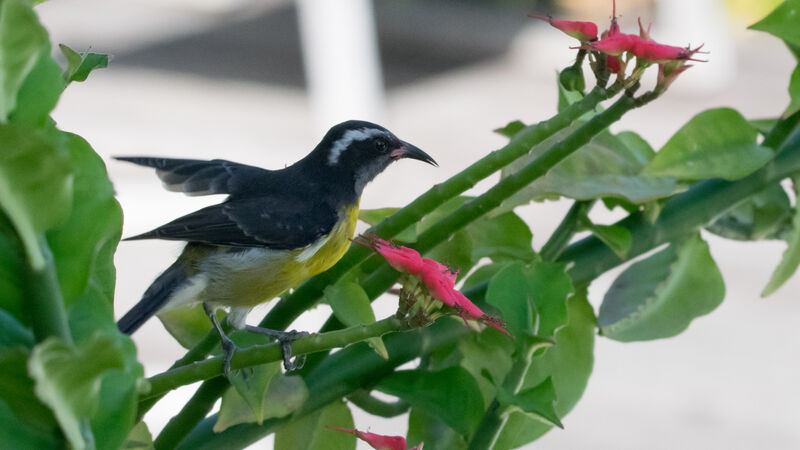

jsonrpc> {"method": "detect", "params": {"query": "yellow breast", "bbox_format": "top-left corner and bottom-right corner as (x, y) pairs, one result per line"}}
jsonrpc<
(205, 204), (360, 308)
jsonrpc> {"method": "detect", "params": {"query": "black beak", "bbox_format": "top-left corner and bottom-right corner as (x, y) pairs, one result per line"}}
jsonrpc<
(391, 141), (438, 167)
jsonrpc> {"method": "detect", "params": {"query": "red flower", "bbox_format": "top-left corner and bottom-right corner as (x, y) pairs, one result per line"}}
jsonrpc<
(356, 235), (510, 336)
(606, 55), (622, 74)
(326, 426), (422, 450)
(529, 14), (598, 41)
(584, 33), (640, 56)
(632, 41), (705, 64)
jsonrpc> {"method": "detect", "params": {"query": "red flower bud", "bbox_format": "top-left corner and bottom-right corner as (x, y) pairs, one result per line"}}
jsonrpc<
(354, 236), (424, 274)
(584, 33), (640, 56)
(632, 41), (706, 64)
(326, 426), (419, 450)
(529, 14), (598, 41)
(606, 55), (622, 73)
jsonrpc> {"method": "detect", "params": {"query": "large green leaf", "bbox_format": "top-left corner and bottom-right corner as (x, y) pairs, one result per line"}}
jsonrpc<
(598, 234), (725, 341)
(0, 347), (57, 434)
(0, 308), (33, 349)
(494, 292), (596, 448)
(0, 123), (72, 269)
(123, 422), (154, 450)
(527, 261), (572, 338)
(376, 367), (484, 436)
(644, 108), (773, 180)
(763, 189), (800, 296)
(749, 0), (800, 48)
(47, 133), (122, 308)
(157, 304), (220, 349)
(468, 211), (535, 262)
(408, 407), (467, 450)
(0, 397), (59, 449)
(325, 281), (387, 359)
(706, 183), (792, 241)
(498, 127), (682, 213)
(0, 0), (49, 121)
(486, 262), (534, 339)
(28, 332), (127, 450)
(215, 361), (308, 432)
(274, 400), (356, 450)
(8, 53), (63, 127)
(496, 377), (562, 429)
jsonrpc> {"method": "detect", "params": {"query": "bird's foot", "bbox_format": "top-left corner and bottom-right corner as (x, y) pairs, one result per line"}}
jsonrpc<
(219, 333), (239, 378)
(245, 326), (309, 371)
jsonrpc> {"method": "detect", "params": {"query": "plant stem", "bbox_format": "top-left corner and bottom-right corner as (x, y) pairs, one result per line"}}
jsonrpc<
(153, 377), (228, 449)
(539, 200), (594, 261)
(175, 320), (468, 449)
(142, 316), (410, 400)
(348, 390), (410, 418)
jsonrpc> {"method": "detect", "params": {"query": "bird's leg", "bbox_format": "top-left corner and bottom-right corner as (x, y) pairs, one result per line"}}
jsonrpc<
(203, 303), (238, 378)
(244, 325), (309, 371)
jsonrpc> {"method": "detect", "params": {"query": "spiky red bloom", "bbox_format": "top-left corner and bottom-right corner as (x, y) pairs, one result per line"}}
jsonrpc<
(632, 41), (705, 64)
(530, 14), (598, 41)
(326, 427), (420, 450)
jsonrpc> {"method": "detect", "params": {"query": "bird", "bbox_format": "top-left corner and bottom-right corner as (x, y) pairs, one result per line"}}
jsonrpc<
(116, 120), (436, 375)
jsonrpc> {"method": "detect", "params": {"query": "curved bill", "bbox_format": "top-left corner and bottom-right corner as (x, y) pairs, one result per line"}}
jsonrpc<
(391, 141), (438, 167)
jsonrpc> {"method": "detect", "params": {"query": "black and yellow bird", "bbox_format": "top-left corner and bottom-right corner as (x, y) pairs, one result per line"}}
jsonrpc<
(117, 120), (436, 373)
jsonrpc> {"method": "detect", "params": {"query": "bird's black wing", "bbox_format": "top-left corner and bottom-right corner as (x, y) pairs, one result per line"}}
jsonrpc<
(116, 157), (269, 196)
(125, 195), (338, 249)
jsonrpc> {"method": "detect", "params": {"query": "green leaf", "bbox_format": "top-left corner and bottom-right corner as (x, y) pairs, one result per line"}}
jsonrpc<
(47, 133), (122, 308)
(527, 261), (573, 338)
(28, 333), (127, 450)
(557, 78), (584, 113)
(325, 281), (387, 359)
(644, 108), (773, 181)
(457, 328), (514, 404)
(0, 397), (59, 449)
(497, 377), (562, 429)
(123, 422), (154, 449)
(749, 118), (779, 135)
(358, 207), (416, 242)
(8, 53), (63, 126)
(763, 194), (800, 296)
(486, 262), (534, 339)
(787, 64), (800, 117)
(706, 183), (792, 241)
(0, 347), (57, 433)
(499, 127), (682, 213)
(274, 400), (356, 450)
(0, 308), (33, 349)
(216, 362), (308, 432)
(469, 211), (535, 262)
(59, 44), (108, 83)
(460, 262), (509, 292)
(408, 407), (467, 450)
(0, 123), (72, 269)
(494, 292), (596, 448)
(376, 367), (484, 436)
(582, 220), (632, 259)
(0, 230), (24, 322)
(749, 0), (800, 48)
(0, 0), (50, 121)
(157, 304), (220, 349)
(599, 234), (725, 341)
(494, 120), (526, 138)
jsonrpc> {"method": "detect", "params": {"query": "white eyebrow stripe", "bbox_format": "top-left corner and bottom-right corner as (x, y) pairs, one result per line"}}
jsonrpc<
(328, 128), (388, 165)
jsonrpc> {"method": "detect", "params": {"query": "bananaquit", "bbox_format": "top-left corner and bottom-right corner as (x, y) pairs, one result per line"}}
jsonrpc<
(117, 120), (436, 373)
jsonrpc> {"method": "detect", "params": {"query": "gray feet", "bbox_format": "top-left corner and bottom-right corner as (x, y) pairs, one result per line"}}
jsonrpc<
(245, 325), (309, 371)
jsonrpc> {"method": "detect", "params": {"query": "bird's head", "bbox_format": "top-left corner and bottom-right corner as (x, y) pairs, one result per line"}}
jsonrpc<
(310, 120), (437, 198)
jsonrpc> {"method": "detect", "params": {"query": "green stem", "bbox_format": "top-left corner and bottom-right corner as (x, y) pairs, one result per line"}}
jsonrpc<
(26, 236), (72, 344)
(539, 200), (594, 261)
(153, 377), (228, 450)
(142, 316), (410, 400)
(348, 390), (410, 418)
(175, 320), (467, 449)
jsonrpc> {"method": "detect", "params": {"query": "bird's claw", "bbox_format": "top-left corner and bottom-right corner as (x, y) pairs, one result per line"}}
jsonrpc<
(220, 335), (238, 378)
(245, 326), (309, 371)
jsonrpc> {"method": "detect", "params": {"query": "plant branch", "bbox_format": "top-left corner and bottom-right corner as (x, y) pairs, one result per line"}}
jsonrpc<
(141, 316), (411, 401)
(539, 200), (594, 261)
(153, 377), (228, 449)
(347, 389), (410, 418)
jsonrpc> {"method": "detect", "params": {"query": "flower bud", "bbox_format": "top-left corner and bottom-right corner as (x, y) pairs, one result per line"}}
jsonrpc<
(559, 66), (586, 91)
(530, 14), (598, 41)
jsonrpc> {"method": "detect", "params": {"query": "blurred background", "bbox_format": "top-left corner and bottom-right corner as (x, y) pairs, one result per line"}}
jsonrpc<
(38, 0), (799, 448)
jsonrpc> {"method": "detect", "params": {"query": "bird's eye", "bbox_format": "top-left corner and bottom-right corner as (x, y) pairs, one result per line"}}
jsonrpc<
(374, 139), (388, 152)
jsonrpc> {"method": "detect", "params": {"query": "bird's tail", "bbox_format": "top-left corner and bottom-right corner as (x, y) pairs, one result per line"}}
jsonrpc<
(118, 261), (187, 335)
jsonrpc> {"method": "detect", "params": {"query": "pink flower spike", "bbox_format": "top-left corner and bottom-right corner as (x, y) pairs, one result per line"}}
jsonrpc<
(326, 426), (412, 450)
(529, 14), (598, 41)
(354, 235), (424, 274)
(637, 17), (652, 41)
(586, 33), (641, 56)
(632, 41), (706, 64)
(608, 0), (620, 37)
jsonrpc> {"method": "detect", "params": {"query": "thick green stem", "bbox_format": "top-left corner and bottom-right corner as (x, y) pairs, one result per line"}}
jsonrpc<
(26, 236), (72, 345)
(153, 377), (228, 450)
(539, 200), (594, 261)
(348, 390), (410, 418)
(142, 316), (410, 400)
(175, 320), (467, 449)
